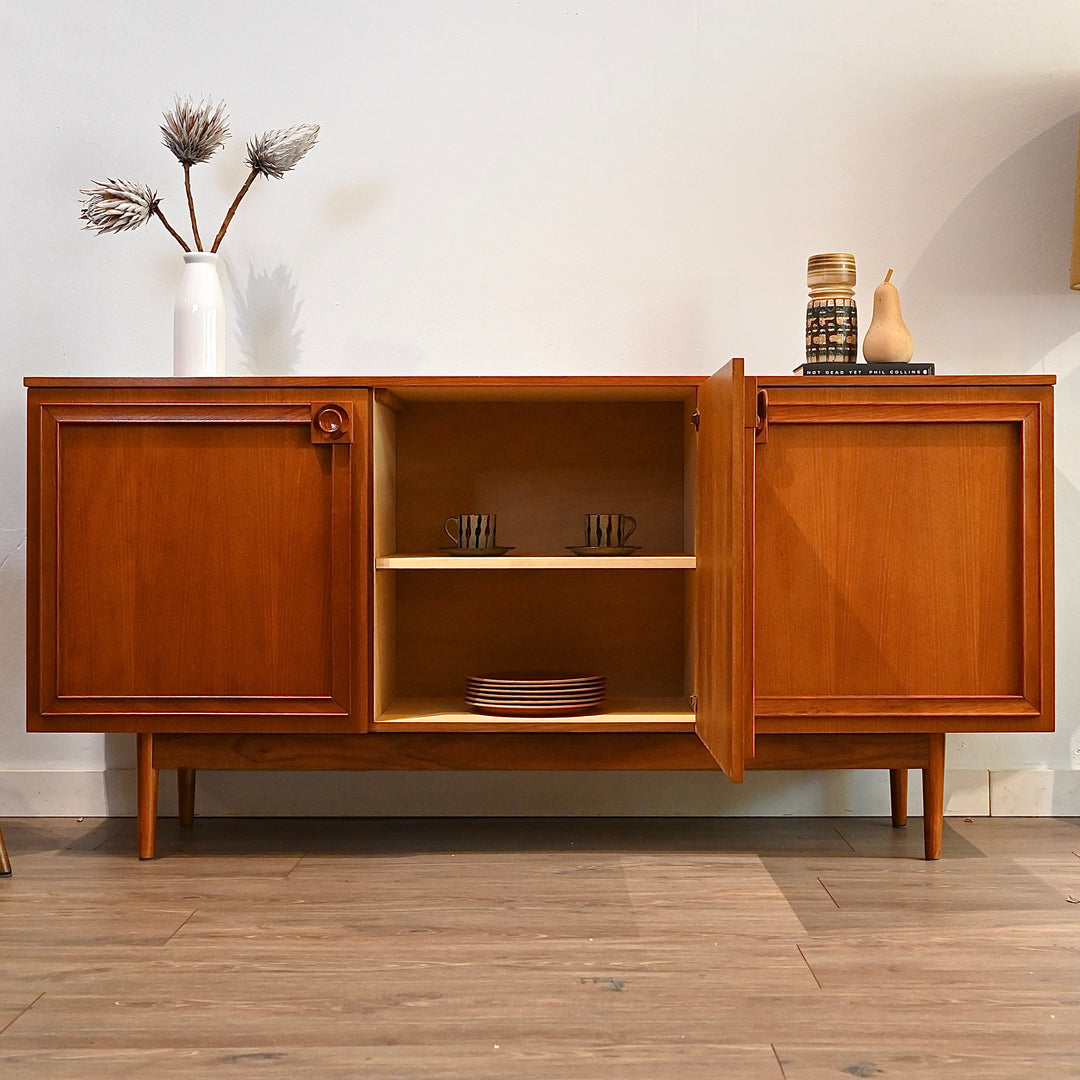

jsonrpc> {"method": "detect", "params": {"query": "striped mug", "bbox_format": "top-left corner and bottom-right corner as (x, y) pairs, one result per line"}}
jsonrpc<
(444, 513), (497, 549)
(584, 513), (637, 548)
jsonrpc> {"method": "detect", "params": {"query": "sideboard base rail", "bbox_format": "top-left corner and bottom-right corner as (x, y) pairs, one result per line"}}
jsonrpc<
(135, 731), (946, 861)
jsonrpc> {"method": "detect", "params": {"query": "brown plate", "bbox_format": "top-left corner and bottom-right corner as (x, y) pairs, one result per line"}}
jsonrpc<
(468, 701), (605, 717)
(466, 694), (606, 707)
(466, 681), (605, 694)
(566, 546), (641, 556)
(438, 546), (515, 556)
(468, 672), (604, 687)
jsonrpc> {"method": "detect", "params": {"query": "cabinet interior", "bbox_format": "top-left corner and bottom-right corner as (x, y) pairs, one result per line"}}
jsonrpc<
(371, 385), (699, 730)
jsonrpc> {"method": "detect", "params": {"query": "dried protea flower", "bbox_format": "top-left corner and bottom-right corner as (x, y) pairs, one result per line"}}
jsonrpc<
(161, 95), (230, 250)
(80, 179), (159, 233)
(81, 99), (320, 256)
(245, 123), (320, 179)
(211, 122), (320, 252)
(160, 95), (230, 166)
(80, 179), (190, 251)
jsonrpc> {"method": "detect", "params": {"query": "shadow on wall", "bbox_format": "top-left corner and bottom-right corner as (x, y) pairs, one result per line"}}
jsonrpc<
(226, 261), (305, 376)
(906, 113), (1078, 373)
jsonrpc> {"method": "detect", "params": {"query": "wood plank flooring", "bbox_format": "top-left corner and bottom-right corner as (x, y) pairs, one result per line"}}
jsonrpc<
(1, 816), (1079, 1078)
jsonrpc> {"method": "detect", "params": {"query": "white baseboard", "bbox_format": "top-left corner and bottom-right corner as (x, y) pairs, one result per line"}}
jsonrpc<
(0, 767), (1053, 818)
(990, 769), (1080, 815)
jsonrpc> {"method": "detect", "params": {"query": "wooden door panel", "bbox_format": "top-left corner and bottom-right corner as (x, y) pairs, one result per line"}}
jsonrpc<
(29, 398), (368, 732)
(753, 394), (1052, 730)
(695, 358), (754, 777)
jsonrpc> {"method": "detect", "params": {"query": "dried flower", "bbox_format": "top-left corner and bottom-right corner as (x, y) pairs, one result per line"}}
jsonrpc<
(245, 124), (320, 179)
(161, 96), (231, 251)
(160, 96), (230, 166)
(80, 179), (190, 251)
(211, 123), (320, 251)
(80, 179), (159, 234)
(81, 98), (319, 255)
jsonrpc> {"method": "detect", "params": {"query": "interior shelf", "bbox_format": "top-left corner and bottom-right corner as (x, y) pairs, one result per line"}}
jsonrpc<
(374, 697), (696, 732)
(376, 554), (697, 569)
(371, 389), (700, 730)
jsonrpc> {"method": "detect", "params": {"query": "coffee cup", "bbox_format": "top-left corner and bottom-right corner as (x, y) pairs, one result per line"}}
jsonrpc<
(584, 513), (637, 548)
(444, 513), (498, 549)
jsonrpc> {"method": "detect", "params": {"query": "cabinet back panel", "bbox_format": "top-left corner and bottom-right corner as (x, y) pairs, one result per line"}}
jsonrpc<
(754, 421), (1023, 697)
(393, 401), (689, 555)
(56, 423), (336, 697)
(393, 570), (688, 699)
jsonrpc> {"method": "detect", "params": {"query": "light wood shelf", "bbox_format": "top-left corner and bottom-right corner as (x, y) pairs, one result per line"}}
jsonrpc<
(375, 553), (696, 570)
(374, 697), (696, 732)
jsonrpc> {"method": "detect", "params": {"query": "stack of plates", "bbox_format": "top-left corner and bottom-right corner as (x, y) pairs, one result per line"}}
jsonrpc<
(465, 672), (606, 717)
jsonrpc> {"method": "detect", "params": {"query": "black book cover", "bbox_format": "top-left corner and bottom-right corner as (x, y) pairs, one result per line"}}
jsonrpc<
(793, 362), (935, 376)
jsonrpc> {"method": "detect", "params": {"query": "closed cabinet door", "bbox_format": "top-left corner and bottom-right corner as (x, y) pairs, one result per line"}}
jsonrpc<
(751, 382), (1054, 734)
(28, 392), (370, 733)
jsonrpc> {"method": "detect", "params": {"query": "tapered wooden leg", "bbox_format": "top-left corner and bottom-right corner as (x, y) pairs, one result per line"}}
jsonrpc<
(177, 769), (196, 827)
(922, 733), (946, 861)
(890, 768), (908, 827)
(0, 824), (11, 876)
(136, 733), (159, 860)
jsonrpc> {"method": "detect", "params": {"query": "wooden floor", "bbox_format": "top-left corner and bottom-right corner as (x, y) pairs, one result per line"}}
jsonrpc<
(1, 816), (1079, 1078)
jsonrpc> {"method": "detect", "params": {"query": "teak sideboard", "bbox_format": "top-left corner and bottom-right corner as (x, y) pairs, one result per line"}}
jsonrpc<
(25, 362), (1055, 859)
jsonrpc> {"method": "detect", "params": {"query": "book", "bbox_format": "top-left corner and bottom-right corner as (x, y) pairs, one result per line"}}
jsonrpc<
(793, 362), (935, 376)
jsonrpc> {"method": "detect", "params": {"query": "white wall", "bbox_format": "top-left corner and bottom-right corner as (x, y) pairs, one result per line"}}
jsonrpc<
(3, 0), (1079, 818)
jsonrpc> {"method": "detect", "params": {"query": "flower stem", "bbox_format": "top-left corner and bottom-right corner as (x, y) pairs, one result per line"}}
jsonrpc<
(153, 205), (192, 252)
(184, 164), (203, 251)
(210, 169), (258, 253)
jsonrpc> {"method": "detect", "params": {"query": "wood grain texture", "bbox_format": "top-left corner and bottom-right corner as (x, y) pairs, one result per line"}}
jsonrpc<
(25, 373), (1054, 388)
(146, 731), (951, 858)
(922, 732), (946, 859)
(25, 374), (1055, 872)
(756, 417), (1021, 695)
(376, 554), (696, 568)
(27, 389), (371, 734)
(373, 697), (695, 731)
(1, 815), (1078, 1078)
(746, 732), (932, 770)
(150, 731), (721, 771)
(391, 397), (692, 555)
(392, 569), (689, 700)
(752, 383), (1053, 735)
(151, 731), (944, 773)
(136, 733), (158, 861)
(177, 769), (196, 827)
(890, 768), (908, 827)
(694, 359), (752, 778)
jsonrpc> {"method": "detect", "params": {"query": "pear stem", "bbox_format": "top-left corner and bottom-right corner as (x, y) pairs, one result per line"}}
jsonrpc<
(884, 268), (894, 283)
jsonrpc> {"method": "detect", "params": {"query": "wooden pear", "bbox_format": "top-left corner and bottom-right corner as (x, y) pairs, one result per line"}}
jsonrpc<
(862, 269), (914, 363)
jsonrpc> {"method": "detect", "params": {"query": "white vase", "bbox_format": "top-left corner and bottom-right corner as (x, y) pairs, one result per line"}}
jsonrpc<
(173, 252), (226, 376)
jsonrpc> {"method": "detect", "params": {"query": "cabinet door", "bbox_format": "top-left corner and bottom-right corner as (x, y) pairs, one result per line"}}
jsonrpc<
(752, 384), (1054, 733)
(28, 393), (370, 733)
(695, 358), (756, 778)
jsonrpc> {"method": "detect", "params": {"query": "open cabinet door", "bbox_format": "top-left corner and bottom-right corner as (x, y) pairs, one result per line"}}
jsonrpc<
(695, 358), (755, 780)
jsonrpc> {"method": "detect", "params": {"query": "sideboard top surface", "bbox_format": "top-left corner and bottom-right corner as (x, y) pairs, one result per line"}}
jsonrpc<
(25, 372), (1056, 390)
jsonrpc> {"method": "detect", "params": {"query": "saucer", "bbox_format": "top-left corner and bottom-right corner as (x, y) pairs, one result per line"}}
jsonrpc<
(439, 545), (514, 556)
(567, 545), (641, 557)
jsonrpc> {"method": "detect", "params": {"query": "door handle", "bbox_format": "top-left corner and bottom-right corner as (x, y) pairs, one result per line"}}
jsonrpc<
(755, 389), (768, 444)
(311, 402), (353, 443)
